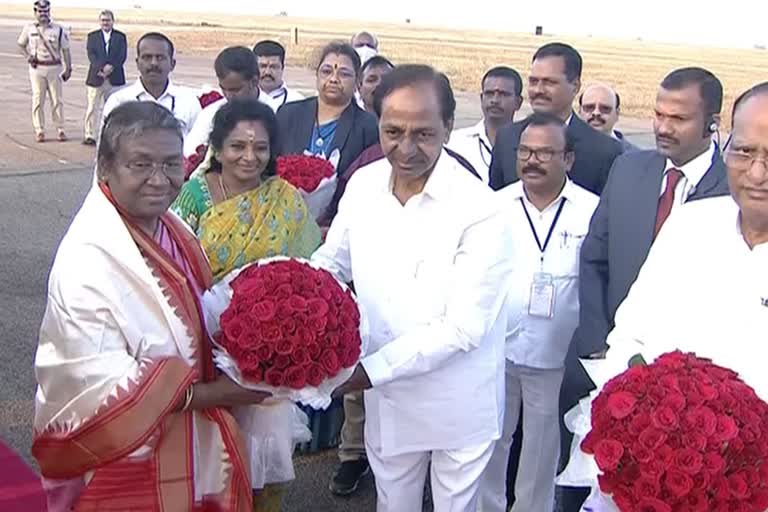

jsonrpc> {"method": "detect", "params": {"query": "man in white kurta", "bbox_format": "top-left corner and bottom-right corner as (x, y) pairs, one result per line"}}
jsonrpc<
(479, 114), (598, 512)
(313, 65), (514, 512)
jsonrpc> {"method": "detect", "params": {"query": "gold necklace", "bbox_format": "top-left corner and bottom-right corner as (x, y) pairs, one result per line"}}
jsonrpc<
(217, 172), (229, 201)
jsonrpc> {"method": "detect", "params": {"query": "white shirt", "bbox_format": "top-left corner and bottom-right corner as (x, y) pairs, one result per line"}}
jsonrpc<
(102, 29), (111, 52)
(311, 151), (513, 456)
(500, 180), (599, 369)
(259, 85), (304, 113)
(183, 97), (226, 158)
(103, 79), (201, 137)
(448, 120), (493, 184)
(604, 195), (766, 401)
(661, 143), (716, 211)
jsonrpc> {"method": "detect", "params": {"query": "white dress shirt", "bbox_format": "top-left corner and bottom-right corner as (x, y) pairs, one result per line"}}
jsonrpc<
(102, 29), (111, 53)
(604, 195), (766, 400)
(260, 85), (304, 113)
(103, 79), (202, 137)
(448, 120), (493, 184)
(500, 180), (599, 369)
(660, 142), (716, 211)
(183, 97), (226, 157)
(312, 151), (514, 457)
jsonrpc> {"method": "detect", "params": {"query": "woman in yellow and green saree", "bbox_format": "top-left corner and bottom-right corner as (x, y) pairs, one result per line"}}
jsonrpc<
(174, 97), (321, 282)
(173, 97), (322, 512)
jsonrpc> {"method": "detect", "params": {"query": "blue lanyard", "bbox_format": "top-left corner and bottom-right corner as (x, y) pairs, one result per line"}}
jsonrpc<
(520, 197), (566, 265)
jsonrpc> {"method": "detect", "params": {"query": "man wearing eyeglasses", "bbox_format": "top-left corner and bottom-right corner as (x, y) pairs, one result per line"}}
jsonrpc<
(449, 66), (523, 184)
(558, 67), (730, 511)
(478, 112), (598, 512)
(578, 83), (638, 153)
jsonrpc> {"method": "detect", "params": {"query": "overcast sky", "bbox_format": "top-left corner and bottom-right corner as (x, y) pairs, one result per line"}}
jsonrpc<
(14, 0), (768, 49)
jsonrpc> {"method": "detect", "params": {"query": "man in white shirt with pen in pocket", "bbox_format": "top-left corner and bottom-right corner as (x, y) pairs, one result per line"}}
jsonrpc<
(478, 112), (598, 512)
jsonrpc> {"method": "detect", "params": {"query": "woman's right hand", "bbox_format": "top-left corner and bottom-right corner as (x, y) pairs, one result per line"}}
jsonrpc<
(189, 374), (272, 410)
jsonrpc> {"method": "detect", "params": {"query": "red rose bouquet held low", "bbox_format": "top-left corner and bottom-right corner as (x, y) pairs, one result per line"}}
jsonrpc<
(276, 151), (339, 220)
(183, 144), (208, 179)
(568, 351), (768, 512)
(202, 257), (367, 410)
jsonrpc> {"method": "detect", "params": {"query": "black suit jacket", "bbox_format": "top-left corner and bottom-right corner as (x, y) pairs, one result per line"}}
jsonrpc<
(489, 113), (622, 195)
(275, 97), (379, 177)
(86, 29), (127, 87)
(559, 149), (729, 466)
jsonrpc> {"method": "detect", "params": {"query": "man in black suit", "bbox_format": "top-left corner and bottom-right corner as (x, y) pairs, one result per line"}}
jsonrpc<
(558, 67), (729, 511)
(83, 10), (126, 145)
(489, 43), (622, 195)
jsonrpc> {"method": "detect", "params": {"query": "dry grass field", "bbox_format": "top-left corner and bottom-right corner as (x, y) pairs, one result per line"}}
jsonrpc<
(3, 4), (766, 123)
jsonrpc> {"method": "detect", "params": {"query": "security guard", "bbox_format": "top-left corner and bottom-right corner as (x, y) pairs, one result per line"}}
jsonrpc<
(17, 0), (72, 142)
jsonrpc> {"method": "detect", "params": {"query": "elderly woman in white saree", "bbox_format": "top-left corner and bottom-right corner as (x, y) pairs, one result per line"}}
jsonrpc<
(558, 82), (768, 510)
(32, 101), (269, 512)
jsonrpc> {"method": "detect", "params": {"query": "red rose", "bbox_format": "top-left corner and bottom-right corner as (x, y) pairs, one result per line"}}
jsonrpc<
(296, 325), (317, 344)
(223, 318), (246, 343)
(340, 330), (357, 349)
(339, 312), (357, 331)
(251, 300), (276, 322)
(264, 368), (285, 387)
(308, 315), (328, 334)
(242, 364), (264, 382)
(630, 412), (652, 435)
(712, 415), (739, 443)
(630, 444), (654, 464)
(306, 342), (321, 360)
(612, 487), (635, 511)
(607, 391), (638, 419)
(307, 298), (330, 318)
(319, 350), (342, 377)
(683, 490), (710, 512)
(713, 478), (731, 501)
(643, 459), (669, 482)
(326, 332), (341, 348)
(284, 366), (308, 390)
(279, 317), (298, 338)
(681, 432), (708, 452)
(759, 463), (768, 483)
(683, 406), (717, 437)
(255, 343), (274, 361)
(633, 476), (661, 499)
(275, 337), (296, 356)
(661, 392), (687, 413)
(594, 439), (624, 471)
(657, 351), (687, 369)
(673, 448), (704, 475)
(697, 381), (719, 401)
(664, 469), (694, 498)
(235, 330), (260, 350)
(597, 473), (617, 494)
(639, 427), (669, 451)
(728, 473), (749, 500)
(751, 489), (768, 511)
(291, 347), (310, 367)
(581, 431), (596, 454)
(691, 470), (711, 492)
(651, 406), (680, 432)
(288, 295), (309, 312)
(306, 363), (325, 387)
(635, 497), (672, 512)
(261, 324), (282, 344)
(274, 284), (293, 300)
(273, 354), (292, 370)
(341, 345), (361, 368)
(656, 444), (675, 468)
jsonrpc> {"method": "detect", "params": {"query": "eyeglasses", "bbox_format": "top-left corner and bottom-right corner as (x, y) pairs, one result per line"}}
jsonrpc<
(125, 160), (185, 182)
(581, 103), (614, 115)
(725, 147), (768, 169)
(516, 146), (566, 163)
(318, 65), (356, 81)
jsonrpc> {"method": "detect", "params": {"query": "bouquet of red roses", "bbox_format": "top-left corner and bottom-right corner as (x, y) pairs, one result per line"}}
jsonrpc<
(579, 351), (768, 512)
(203, 257), (366, 409)
(276, 152), (338, 221)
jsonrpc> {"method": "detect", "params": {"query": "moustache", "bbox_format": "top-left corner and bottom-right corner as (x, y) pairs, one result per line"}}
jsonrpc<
(522, 165), (546, 175)
(146, 67), (162, 73)
(531, 94), (551, 102)
(656, 135), (679, 145)
(261, 74), (274, 80)
(589, 115), (605, 124)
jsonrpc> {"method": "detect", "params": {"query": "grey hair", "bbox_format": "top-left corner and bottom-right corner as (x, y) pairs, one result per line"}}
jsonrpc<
(97, 101), (182, 176)
(99, 9), (115, 21)
(351, 31), (378, 48)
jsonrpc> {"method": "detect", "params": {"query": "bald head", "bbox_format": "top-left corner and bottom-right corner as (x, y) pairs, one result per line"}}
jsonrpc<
(579, 83), (620, 135)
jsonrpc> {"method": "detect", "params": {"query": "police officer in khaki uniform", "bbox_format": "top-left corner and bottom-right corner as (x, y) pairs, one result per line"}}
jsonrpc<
(17, 0), (72, 142)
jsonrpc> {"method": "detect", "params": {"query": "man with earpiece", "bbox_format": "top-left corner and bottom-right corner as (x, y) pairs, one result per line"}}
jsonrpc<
(557, 66), (730, 512)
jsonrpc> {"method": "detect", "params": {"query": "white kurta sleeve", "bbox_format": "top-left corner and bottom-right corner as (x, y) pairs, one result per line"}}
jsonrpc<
(361, 209), (513, 387)
(310, 180), (354, 285)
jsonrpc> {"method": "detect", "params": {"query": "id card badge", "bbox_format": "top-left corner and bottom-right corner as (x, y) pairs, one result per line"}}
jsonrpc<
(528, 272), (555, 318)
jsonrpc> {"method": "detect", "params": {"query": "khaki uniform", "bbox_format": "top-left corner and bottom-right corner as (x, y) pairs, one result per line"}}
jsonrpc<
(338, 391), (366, 462)
(18, 22), (69, 135)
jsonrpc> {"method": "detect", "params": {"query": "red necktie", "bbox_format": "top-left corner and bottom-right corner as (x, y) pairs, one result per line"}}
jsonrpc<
(653, 168), (684, 238)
